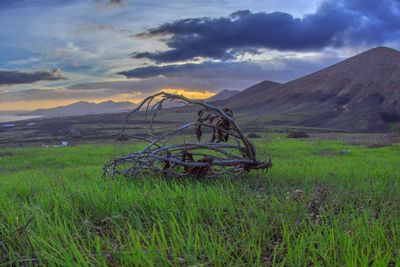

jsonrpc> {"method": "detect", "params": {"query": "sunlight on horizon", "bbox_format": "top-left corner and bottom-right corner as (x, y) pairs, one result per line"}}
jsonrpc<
(161, 88), (216, 99)
(0, 89), (215, 111)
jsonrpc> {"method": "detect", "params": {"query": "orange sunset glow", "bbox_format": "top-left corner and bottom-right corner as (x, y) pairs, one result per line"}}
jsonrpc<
(161, 88), (216, 99)
(0, 89), (215, 111)
(0, 97), (140, 111)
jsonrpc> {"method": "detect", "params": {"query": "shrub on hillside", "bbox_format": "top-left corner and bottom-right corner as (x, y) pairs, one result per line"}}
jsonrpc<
(115, 134), (130, 141)
(395, 123), (400, 136)
(287, 131), (309, 138)
(246, 132), (262, 138)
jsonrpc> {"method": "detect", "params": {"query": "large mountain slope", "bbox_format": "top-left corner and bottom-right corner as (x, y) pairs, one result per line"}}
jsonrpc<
(227, 47), (400, 131)
(219, 80), (281, 109)
(206, 90), (239, 102)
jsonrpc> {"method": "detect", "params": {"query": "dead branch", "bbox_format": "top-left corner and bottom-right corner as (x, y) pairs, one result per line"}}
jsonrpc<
(10, 217), (34, 236)
(105, 92), (272, 178)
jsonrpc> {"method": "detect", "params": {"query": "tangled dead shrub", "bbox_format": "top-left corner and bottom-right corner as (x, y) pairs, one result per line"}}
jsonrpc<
(104, 92), (272, 178)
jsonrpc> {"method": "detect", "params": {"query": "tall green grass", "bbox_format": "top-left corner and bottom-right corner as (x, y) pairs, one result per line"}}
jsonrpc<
(0, 137), (399, 265)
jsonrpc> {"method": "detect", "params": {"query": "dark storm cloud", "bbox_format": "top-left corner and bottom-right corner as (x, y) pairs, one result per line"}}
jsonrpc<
(119, 55), (342, 83)
(132, 0), (400, 63)
(118, 61), (270, 80)
(341, 0), (400, 45)
(0, 69), (66, 86)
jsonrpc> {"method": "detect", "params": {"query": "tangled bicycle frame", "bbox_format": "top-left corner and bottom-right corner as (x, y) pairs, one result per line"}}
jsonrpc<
(104, 92), (272, 178)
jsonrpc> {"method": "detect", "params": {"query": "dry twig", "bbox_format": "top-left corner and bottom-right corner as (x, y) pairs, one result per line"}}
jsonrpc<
(104, 92), (272, 178)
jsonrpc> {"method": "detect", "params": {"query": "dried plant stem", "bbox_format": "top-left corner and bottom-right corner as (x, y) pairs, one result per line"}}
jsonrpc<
(105, 92), (272, 178)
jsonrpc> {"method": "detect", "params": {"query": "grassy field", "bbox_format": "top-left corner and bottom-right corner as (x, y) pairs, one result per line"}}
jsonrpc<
(0, 135), (400, 266)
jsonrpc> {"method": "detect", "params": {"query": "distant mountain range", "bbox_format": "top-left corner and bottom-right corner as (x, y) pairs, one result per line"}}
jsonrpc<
(219, 46), (400, 132)
(26, 90), (237, 118)
(26, 100), (136, 118)
(23, 46), (400, 131)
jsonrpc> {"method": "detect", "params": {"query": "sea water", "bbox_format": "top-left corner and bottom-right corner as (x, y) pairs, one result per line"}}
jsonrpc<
(0, 114), (42, 123)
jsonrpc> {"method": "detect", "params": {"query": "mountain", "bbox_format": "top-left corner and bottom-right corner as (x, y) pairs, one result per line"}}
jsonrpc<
(206, 90), (239, 102)
(226, 47), (400, 132)
(221, 80), (281, 109)
(27, 100), (136, 118)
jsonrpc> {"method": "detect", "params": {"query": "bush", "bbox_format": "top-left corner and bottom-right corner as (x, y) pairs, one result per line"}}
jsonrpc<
(395, 123), (400, 136)
(287, 131), (309, 138)
(115, 134), (130, 141)
(246, 132), (262, 138)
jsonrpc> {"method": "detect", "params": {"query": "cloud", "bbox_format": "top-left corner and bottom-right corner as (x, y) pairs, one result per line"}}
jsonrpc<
(118, 61), (269, 80)
(0, 87), (126, 102)
(67, 77), (226, 92)
(74, 23), (132, 36)
(118, 54), (341, 82)
(108, 0), (126, 5)
(132, 0), (400, 63)
(0, 52), (342, 110)
(95, 0), (127, 7)
(0, 69), (66, 86)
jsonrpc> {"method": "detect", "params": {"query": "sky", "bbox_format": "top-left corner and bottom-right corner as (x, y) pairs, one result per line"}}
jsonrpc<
(1, 0), (400, 111)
